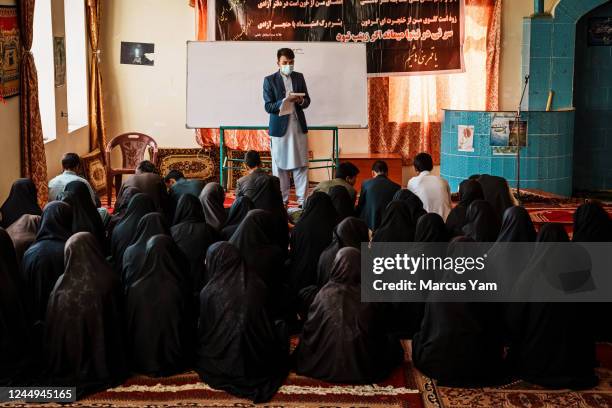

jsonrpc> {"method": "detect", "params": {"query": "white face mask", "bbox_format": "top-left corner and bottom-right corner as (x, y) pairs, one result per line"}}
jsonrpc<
(280, 64), (294, 75)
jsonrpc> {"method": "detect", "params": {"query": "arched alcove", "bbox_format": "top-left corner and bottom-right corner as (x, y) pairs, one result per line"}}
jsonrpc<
(573, 1), (612, 193)
(523, 0), (608, 110)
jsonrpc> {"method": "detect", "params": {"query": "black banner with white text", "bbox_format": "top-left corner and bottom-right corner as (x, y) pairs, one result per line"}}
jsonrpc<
(214, 0), (464, 75)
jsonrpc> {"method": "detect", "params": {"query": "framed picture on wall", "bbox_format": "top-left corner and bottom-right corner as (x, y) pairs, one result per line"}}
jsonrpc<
(0, 5), (20, 99)
(587, 17), (612, 46)
(54, 37), (66, 87)
(490, 112), (514, 147)
(457, 125), (475, 152)
(120, 42), (155, 66)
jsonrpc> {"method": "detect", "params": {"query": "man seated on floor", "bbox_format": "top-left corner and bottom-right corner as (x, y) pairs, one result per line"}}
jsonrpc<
(48, 152), (101, 206)
(118, 160), (170, 216)
(164, 169), (205, 207)
(407, 152), (452, 221)
(235, 150), (284, 209)
(357, 160), (401, 231)
(312, 161), (359, 204)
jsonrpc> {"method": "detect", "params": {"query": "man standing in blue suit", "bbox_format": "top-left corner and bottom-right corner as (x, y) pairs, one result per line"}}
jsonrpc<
(263, 48), (311, 206)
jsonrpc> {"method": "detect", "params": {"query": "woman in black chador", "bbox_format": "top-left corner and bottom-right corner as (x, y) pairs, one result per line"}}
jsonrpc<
(462, 199), (501, 243)
(506, 223), (598, 389)
(58, 181), (105, 245)
(195, 242), (289, 403)
(0, 178), (41, 228)
(288, 192), (337, 292)
(44, 232), (126, 398)
(22, 201), (73, 323)
(445, 179), (484, 238)
(126, 235), (193, 377)
(294, 247), (403, 383)
(121, 212), (169, 290)
(171, 194), (217, 291)
(110, 193), (156, 273)
(0, 228), (33, 385)
(412, 236), (507, 387)
(221, 196), (254, 240)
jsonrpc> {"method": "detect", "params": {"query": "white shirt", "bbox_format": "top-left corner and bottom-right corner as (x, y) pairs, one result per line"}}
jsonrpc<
(407, 171), (452, 221)
(48, 170), (97, 205)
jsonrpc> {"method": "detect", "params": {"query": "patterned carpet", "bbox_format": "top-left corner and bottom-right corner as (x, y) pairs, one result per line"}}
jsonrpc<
(2, 342), (421, 408)
(5, 343), (612, 408)
(411, 342), (612, 408)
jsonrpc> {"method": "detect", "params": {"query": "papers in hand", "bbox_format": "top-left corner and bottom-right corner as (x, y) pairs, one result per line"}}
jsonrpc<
(279, 93), (305, 116)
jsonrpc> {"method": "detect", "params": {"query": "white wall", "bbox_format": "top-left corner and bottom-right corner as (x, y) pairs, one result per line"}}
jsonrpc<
(100, 0), (197, 148)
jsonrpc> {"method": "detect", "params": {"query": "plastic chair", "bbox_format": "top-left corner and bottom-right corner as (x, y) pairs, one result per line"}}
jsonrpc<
(105, 132), (158, 206)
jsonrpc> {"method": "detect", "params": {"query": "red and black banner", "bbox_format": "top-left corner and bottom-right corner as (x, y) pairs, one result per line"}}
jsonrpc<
(214, 0), (464, 75)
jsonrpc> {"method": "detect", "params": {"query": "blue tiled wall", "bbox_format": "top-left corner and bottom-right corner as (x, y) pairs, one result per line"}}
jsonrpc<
(573, 2), (612, 191)
(440, 110), (575, 196)
(523, 0), (608, 110)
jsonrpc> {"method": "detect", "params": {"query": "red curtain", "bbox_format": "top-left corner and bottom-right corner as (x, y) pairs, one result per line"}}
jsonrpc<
(193, 0), (502, 160)
(19, 0), (48, 206)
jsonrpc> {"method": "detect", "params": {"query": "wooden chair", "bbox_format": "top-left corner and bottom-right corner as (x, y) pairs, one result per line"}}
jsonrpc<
(105, 132), (158, 206)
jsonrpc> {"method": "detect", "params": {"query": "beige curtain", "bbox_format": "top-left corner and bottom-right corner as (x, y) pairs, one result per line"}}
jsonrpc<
(86, 0), (107, 160)
(19, 0), (48, 207)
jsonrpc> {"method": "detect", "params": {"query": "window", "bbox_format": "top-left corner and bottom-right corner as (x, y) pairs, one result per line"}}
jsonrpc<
(31, 0), (57, 142)
(31, 0), (89, 143)
(64, 0), (88, 132)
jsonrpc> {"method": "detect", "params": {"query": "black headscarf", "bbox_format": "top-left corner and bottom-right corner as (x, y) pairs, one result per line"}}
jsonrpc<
(6, 214), (41, 263)
(572, 202), (612, 242)
(221, 196), (255, 240)
(59, 181), (105, 244)
(317, 217), (369, 287)
(0, 178), (41, 228)
(107, 186), (141, 235)
(329, 185), (355, 221)
(110, 193), (156, 272)
(248, 176), (289, 250)
(415, 213), (448, 242)
(171, 194), (216, 291)
(538, 222), (570, 242)
(44, 232), (126, 397)
(393, 189), (427, 221)
(476, 174), (515, 219)
(288, 192), (338, 291)
(295, 247), (403, 383)
(496, 206), (536, 242)
(122, 212), (169, 290)
(372, 201), (417, 242)
(250, 175), (285, 215)
(196, 242), (289, 403)
(229, 209), (286, 285)
(446, 180), (484, 238)
(126, 235), (192, 377)
(505, 223), (597, 389)
(22, 202), (73, 323)
(462, 200), (501, 242)
(199, 182), (227, 231)
(0, 228), (32, 386)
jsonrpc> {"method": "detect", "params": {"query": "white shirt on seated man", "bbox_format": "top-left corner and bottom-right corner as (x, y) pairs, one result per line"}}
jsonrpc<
(407, 152), (452, 221)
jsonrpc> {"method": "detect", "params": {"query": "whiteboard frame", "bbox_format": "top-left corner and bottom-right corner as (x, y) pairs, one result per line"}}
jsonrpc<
(185, 40), (368, 129)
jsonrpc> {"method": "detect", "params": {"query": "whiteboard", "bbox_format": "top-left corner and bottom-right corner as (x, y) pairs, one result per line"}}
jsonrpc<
(186, 41), (368, 129)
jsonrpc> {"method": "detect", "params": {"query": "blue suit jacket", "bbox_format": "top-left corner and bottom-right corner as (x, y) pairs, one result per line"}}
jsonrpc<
(263, 71), (310, 137)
